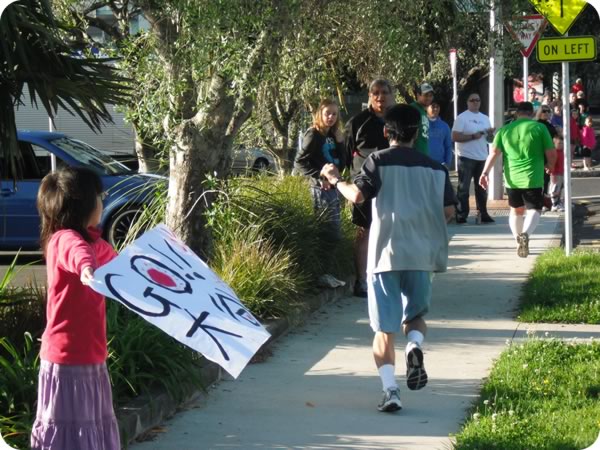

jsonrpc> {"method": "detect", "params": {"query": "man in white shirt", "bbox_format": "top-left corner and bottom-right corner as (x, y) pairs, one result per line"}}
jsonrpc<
(452, 93), (495, 224)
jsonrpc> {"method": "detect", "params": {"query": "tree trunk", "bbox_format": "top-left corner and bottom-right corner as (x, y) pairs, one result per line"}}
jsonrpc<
(134, 128), (160, 173)
(165, 107), (234, 258)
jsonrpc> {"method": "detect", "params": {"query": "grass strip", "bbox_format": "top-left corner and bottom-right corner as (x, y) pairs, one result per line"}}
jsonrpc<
(519, 248), (600, 324)
(454, 338), (600, 450)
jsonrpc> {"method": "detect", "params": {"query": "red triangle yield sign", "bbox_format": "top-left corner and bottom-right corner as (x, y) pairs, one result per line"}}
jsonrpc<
(505, 14), (549, 58)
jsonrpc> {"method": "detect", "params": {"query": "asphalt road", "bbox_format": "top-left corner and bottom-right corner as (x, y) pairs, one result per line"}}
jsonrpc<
(1, 176), (600, 287)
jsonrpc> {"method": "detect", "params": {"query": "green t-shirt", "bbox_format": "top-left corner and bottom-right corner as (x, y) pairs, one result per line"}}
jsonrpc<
(492, 118), (554, 189)
(410, 101), (429, 155)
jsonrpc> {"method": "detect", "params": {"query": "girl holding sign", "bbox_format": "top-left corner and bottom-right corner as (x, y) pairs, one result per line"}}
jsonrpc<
(31, 167), (120, 450)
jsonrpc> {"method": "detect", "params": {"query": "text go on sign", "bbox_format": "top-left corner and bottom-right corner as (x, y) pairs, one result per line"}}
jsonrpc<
(537, 36), (597, 63)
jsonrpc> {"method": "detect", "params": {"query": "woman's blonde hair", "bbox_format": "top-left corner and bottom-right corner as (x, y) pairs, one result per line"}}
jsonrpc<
(313, 98), (341, 134)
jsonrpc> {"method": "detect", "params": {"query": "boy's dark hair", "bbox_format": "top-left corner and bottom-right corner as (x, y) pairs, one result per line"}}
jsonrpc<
(37, 166), (104, 253)
(516, 101), (534, 113)
(384, 104), (420, 143)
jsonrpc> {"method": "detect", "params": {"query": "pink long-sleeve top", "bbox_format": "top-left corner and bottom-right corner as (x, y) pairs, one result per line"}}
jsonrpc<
(40, 227), (117, 365)
(581, 125), (597, 150)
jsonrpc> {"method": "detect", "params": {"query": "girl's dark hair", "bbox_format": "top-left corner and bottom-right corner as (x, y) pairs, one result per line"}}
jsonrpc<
(384, 104), (420, 143)
(37, 166), (103, 253)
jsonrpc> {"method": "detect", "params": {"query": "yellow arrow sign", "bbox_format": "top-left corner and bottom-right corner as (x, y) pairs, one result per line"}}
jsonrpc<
(537, 36), (597, 62)
(529, 0), (588, 35)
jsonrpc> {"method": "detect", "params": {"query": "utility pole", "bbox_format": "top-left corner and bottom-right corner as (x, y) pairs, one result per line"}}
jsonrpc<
(488, 1), (504, 200)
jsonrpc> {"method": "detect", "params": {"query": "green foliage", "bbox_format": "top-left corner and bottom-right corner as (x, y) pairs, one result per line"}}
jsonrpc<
(211, 223), (303, 318)
(0, 254), (46, 346)
(454, 338), (600, 449)
(519, 248), (600, 324)
(0, 333), (40, 450)
(206, 174), (353, 311)
(0, 0), (130, 180)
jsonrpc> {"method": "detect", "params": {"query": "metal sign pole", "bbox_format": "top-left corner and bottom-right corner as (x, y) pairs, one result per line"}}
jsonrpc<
(562, 59), (573, 255)
(49, 116), (57, 172)
(450, 48), (458, 170)
(523, 55), (529, 100)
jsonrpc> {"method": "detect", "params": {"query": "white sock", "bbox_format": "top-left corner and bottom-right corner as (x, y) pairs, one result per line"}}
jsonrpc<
(407, 330), (424, 347)
(508, 213), (524, 239)
(523, 209), (540, 236)
(378, 364), (397, 391)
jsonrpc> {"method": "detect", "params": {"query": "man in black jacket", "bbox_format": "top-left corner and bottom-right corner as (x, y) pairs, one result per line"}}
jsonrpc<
(345, 79), (394, 297)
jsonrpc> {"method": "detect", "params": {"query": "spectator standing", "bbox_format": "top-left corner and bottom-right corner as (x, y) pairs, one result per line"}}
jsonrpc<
(451, 92), (495, 224)
(529, 89), (541, 112)
(345, 79), (394, 297)
(550, 104), (563, 133)
(548, 135), (565, 212)
(295, 99), (346, 239)
(536, 105), (557, 209)
(410, 83), (434, 155)
(571, 78), (584, 95)
(569, 92), (578, 111)
(581, 116), (596, 171)
(427, 101), (453, 166)
(31, 167), (120, 450)
(479, 102), (556, 258)
(320, 104), (455, 412)
(576, 91), (589, 110)
(536, 105), (558, 137)
(571, 108), (581, 157)
(578, 102), (589, 127)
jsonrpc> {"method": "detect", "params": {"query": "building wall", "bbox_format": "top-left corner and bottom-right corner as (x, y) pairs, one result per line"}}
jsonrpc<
(15, 86), (136, 155)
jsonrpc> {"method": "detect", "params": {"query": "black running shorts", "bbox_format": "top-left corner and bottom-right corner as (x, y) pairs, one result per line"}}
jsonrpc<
(506, 187), (544, 210)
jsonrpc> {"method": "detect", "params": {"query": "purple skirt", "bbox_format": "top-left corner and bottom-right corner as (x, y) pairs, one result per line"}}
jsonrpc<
(30, 360), (120, 450)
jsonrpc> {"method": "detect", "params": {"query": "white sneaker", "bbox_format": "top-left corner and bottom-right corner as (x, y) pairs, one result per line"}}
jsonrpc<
(516, 232), (529, 258)
(377, 387), (402, 412)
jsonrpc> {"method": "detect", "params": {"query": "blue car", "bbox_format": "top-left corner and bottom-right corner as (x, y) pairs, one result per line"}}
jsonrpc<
(0, 131), (165, 249)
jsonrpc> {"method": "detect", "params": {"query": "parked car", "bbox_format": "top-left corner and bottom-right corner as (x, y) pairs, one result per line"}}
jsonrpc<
(0, 131), (165, 250)
(231, 146), (278, 174)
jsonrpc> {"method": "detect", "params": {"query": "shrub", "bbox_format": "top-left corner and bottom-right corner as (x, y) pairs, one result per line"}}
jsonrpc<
(0, 332), (40, 450)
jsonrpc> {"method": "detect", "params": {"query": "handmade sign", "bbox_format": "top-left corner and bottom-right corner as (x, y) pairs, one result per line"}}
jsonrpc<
(90, 224), (270, 378)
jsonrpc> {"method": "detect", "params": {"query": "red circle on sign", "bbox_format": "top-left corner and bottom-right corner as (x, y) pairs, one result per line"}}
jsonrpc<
(147, 268), (177, 287)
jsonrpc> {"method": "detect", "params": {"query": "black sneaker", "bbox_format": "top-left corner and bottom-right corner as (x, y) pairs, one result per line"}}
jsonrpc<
(377, 388), (402, 412)
(353, 280), (368, 298)
(456, 216), (467, 224)
(480, 214), (495, 223)
(405, 342), (428, 390)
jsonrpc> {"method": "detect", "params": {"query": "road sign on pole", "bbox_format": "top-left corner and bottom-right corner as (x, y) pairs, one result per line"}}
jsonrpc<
(505, 15), (548, 57)
(529, 0), (588, 35)
(536, 35), (597, 63)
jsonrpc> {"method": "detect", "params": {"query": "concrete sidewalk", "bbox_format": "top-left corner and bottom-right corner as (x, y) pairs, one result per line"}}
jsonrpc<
(132, 215), (600, 450)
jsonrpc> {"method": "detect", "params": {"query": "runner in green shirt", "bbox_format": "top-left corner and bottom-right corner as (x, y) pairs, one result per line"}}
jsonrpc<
(479, 102), (556, 258)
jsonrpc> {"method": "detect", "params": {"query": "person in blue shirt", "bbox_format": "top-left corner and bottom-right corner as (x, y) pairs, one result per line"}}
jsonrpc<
(427, 101), (453, 166)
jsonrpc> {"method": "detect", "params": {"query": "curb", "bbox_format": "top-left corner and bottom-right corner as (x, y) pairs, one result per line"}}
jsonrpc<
(117, 278), (352, 446)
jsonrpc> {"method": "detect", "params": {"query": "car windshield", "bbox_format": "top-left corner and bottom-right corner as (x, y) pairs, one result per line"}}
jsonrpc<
(50, 137), (133, 175)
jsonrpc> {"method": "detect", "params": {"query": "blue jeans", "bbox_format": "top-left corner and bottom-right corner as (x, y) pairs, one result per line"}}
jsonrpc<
(457, 156), (488, 219)
(310, 186), (341, 241)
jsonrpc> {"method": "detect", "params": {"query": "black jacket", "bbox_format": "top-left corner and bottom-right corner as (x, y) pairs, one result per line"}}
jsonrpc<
(294, 127), (346, 184)
(345, 108), (389, 175)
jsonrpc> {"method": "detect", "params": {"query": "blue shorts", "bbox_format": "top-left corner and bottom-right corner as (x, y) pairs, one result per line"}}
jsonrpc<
(367, 271), (432, 333)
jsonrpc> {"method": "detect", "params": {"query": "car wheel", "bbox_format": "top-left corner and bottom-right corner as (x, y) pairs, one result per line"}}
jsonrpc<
(106, 207), (144, 248)
(253, 158), (269, 172)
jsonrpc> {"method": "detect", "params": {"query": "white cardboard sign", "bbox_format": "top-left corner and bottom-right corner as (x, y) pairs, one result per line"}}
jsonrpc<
(90, 224), (270, 379)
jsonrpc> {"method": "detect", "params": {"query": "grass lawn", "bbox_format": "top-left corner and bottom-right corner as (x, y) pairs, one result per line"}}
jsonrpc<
(519, 248), (600, 324)
(454, 338), (600, 450)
